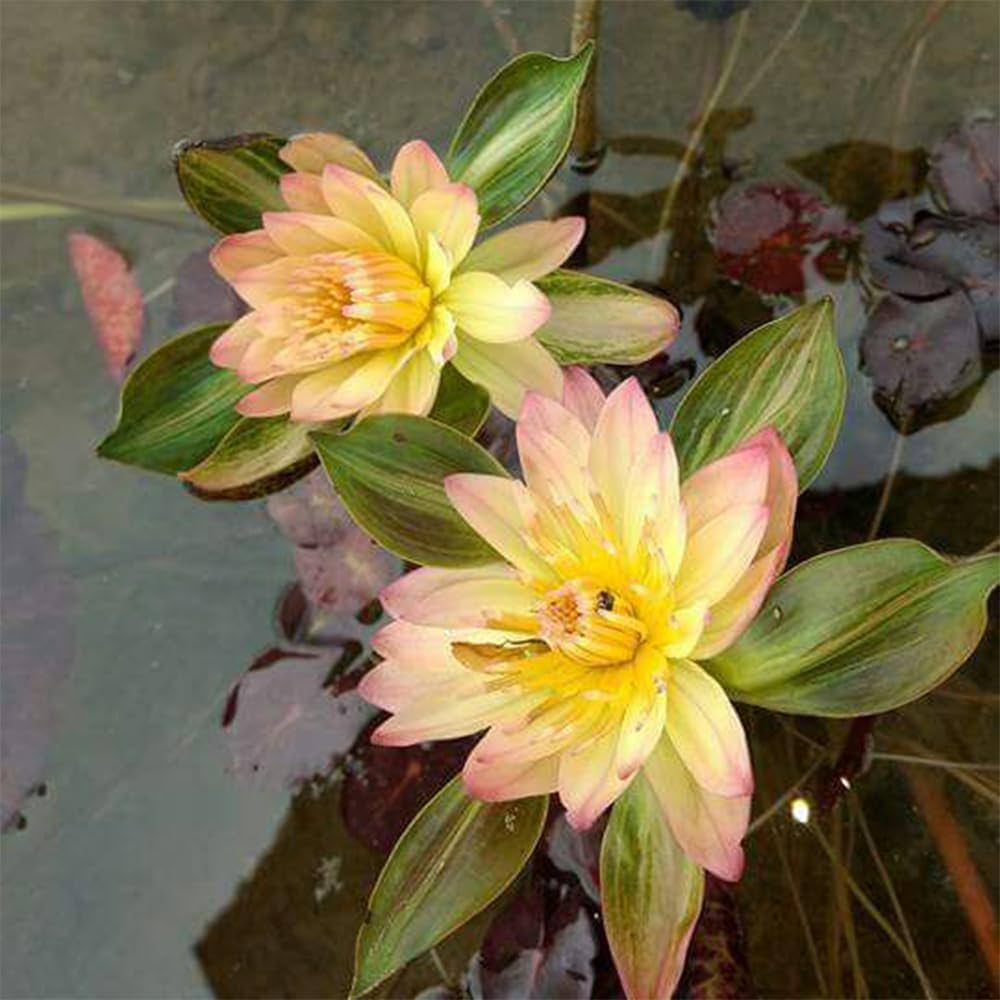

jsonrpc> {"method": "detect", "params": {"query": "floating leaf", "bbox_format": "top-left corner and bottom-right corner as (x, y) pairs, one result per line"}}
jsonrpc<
(708, 540), (1000, 716)
(312, 415), (507, 567)
(341, 724), (473, 856)
(180, 415), (324, 500)
(860, 292), (984, 433)
(67, 231), (143, 381)
(351, 777), (548, 997)
(534, 270), (680, 365)
(294, 531), (399, 617)
(428, 364), (491, 436)
(97, 324), (246, 475)
(174, 133), (289, 234)
(469, 879), (597, 999)
(928, 114), (999, 223)
(712, 184), (852, 296)
(448, 45), (594, 227)
(600, 775), (705, 1000)
(686, 875), (754, 1000)
(670, 298), (845, 489)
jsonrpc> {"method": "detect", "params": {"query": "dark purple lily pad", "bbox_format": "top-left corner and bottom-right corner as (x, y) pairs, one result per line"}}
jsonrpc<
(860, 292), (984, 432)
(544, 812), (604, 903)
(469, 878), (597, 999)
(712, 184), (853, 296)
(929, 115), (999, 223)
(683, 874), (754, 999)
(340, 722), (474, 855)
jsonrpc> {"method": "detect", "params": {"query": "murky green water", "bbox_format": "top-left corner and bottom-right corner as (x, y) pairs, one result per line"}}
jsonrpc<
(2, 2), (997, 997)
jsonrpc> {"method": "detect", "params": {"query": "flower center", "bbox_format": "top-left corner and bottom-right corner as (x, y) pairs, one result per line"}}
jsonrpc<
(284, 250), (432, 362)
(537, 579), (648, 667)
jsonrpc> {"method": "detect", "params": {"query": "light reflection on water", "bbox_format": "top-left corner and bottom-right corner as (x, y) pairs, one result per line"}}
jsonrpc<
(1, 2), (997, 997)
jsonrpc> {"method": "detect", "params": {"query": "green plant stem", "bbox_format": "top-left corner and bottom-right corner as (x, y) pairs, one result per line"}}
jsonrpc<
(734, 0), (812, 105)
(1, 183), (201, 231)
(648, 8), (750, 280)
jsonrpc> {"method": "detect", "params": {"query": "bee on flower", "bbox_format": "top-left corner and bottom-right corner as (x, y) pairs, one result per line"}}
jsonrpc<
(208, 132), (592, 422)
(360, 370), (797, 881)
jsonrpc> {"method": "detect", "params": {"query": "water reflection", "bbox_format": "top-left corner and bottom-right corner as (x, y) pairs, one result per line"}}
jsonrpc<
(1, 1), (997, 997)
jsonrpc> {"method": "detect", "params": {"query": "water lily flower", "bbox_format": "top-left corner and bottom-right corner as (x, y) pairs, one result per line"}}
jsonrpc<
(361, 370), (797, 881)
(209, 132), (587, 421)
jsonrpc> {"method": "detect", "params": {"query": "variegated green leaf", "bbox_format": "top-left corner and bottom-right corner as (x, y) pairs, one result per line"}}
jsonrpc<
(351, 777), (548, 997)
(447, 45), (594, 227)
(174, 133), (289, 234)
(428, 364), (491, 436)
(180, 415), (334, 501)
(708, 540), (1000, 716)
(311, 415), (507, 567)
(535, 270), (680, 364)
(670, 297), (844, 490)
(97, 324), (246, 475)
(601, 775), (705, 1000)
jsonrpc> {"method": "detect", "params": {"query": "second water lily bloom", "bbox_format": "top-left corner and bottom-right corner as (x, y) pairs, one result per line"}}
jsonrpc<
(362, 370), (797, 881)
(209, 132), (588, 421)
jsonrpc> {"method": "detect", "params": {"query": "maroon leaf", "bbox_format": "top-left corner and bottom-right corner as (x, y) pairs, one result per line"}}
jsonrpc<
(684, 875), (754, 999)
(860, 292), (984, 432)
(470, 875), (597, 999)
(67, 231), (144, 381)
(929, 115), (999, 223)
(340, 721), (473, 855)
(712, 184), (853, 296)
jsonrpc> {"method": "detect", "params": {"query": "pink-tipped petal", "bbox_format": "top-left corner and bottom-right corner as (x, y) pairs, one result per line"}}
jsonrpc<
(441, 272), (551, 344)
(741, 426), (798, 570)
(463, 741), (560, 801)
(361, 350), (441, 418)
(371, 684), (532, 747)
(680, 445), (771, 537)
(408, 183), (480, 266)
(280, 132), (379, 179)
(665, 660), (753, 799)
(210, 229), (284, 281)
(321, 164), (392, 247)
(643, 735), (750, 882)
(622, 431), (683, 564)
(559, 726), (635, 830)
(380, 564), (536, 630)
(279, 172), (328, 214)
(615, 689), (667, 780)
(516, 419), (595, 515)
(589, 377), (659, 531)
(561, 366), (605, 432)
(209, 313), (260, 368)
(262, 211), (382, 256)
(235, 375), (299, 417)
(518, 391), (592, 467)
(237, 336), (283, 383)
(451, 333), (563, 418)
(390, 139), (451, 207)
(460, 217), (586, 283)
(289, 347), (410, 422)
(444, 474), (555, 581)
(674, 503), (768, 608)
(690, 546), (784, 659)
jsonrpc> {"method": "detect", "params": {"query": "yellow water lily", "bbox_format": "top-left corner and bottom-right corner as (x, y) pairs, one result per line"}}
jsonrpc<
(361, 370), (797, 880)
(209, 132), (587, 421)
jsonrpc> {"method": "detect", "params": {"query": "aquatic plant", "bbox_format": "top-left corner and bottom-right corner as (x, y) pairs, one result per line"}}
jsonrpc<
(92, 43), (999, 1000)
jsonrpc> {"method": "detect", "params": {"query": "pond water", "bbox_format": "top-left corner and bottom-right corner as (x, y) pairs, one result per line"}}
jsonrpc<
(1, 2), (997, 997)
